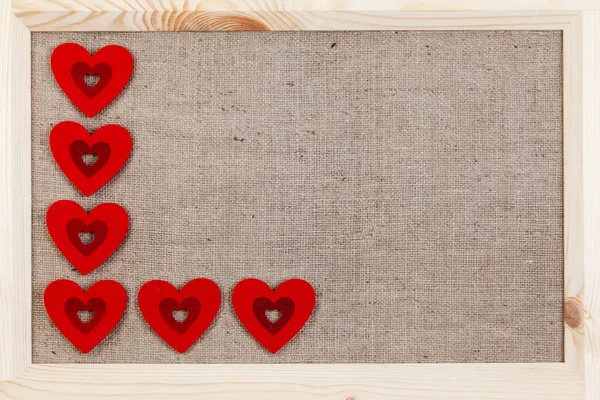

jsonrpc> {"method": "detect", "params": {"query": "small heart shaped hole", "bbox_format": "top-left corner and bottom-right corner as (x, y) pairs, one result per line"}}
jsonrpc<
(78, 309), (94, 324)
(265, 309), (282, 324)
(78, 231), (94, 246)
(173, 309), (188, 323)
(84, 74), (100, 88)
(82, 152), (98, 167)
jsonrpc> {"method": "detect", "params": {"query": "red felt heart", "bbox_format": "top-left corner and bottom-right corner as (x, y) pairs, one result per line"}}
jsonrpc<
(138, 279), (221, 353)
(44, 279), (127, 353)
(232, 278), (315, 354)
(50, 121), (132, 196)
(51, 43), (134, 117)
(46, 200), (129, 275)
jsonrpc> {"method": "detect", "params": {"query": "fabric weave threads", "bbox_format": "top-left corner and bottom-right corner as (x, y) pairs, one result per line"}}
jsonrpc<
(32, 31), (563, 364)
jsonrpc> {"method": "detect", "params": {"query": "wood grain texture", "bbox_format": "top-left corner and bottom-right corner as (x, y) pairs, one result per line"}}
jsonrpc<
(580, 10), (600, 400)
(0, 364), (585, 399)
(9, 0), (600, 12)
(1, 1), (598, 398)
(564, 11), (585, 374)
(7, 0), (585, 32)
(563, 13), (600, 400)
(0, 0), (31, 382)
(10, 10), (586, 31)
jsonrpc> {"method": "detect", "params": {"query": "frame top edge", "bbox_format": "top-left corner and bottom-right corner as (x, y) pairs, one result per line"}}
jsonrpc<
(10, 0), (600, 13)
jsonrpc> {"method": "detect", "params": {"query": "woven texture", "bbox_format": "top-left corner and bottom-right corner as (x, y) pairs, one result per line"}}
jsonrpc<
(31, 31), (563, 364)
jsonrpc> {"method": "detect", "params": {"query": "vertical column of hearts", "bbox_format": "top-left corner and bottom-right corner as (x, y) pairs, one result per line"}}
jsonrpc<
(43, 43), (134, 353)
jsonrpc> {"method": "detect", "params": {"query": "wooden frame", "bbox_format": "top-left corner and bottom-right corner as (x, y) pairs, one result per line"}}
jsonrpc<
(1, 1), (598, 398)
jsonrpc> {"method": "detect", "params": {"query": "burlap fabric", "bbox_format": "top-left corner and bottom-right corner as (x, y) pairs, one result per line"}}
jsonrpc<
(31, 31), (563, 363)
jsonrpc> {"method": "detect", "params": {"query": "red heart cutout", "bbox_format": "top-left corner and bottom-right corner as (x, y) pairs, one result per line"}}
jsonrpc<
(46, 200), (129, 275)
(138, 279), (221, 353)
(44, 279), (127, 353)
(232, 278), (315, 354)
(50, 121), (132, 196)
(51, 43), (134, 117)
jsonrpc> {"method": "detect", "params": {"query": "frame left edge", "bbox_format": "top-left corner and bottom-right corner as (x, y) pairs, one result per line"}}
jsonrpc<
(0, 0), (32, 381)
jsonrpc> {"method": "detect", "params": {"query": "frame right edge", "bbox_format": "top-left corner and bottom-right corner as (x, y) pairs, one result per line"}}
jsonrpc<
(564, 9), (600, 400)
(580, 9), (600, 400)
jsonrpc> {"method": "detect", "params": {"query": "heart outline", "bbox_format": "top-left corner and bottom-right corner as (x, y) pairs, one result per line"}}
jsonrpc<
(138, 279), (221, 353)
(51, 43), (134, 117)
(44, 279), (127, 354)
(232, 278), (315, 354)
(50, 121), (132, 196)
(46, 200), (129, 275)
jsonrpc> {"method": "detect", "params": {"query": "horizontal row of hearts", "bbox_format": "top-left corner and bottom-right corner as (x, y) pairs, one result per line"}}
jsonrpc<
(45, 278), (316, 355)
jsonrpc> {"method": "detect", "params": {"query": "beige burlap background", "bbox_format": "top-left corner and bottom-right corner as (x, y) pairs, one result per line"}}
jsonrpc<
(31, 31), (563, 364)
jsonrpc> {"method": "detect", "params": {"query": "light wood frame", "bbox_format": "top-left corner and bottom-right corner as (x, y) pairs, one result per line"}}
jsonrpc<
(1, 1), (599, 399)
